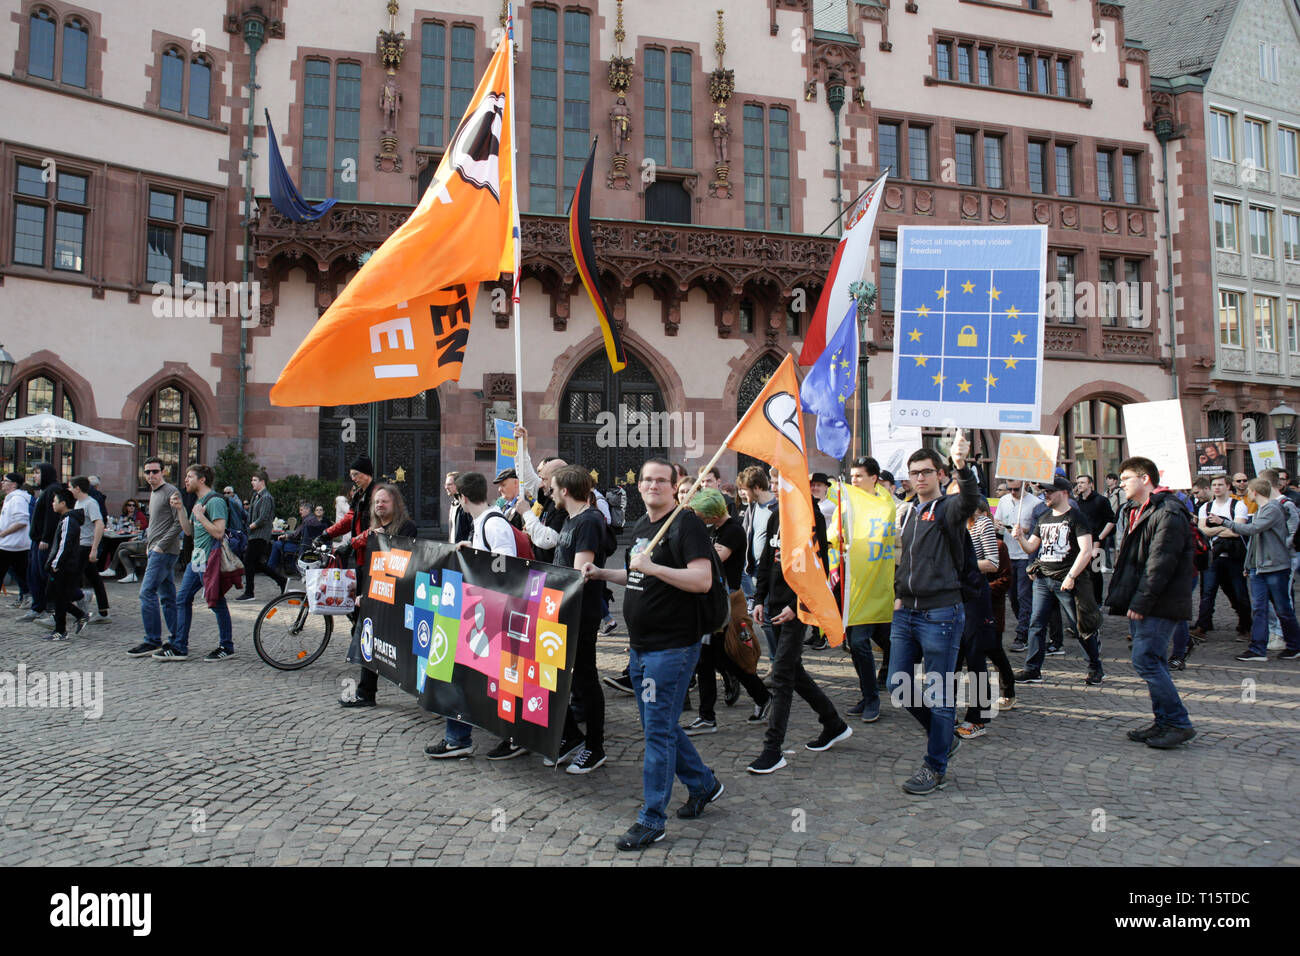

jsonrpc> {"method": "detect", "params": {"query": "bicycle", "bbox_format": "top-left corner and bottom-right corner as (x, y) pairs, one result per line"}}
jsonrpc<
(252, 545), (349, 670)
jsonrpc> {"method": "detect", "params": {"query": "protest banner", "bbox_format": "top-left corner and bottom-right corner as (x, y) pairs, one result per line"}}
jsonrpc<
(360, 533), (583, 761)
(1194, 438), (1228, 476)
(891, 224), (1048, 430)
(494, 418), (518, 475)
(1123, 400), (1192, 489)
(1250, 440), (1282, 474)
(994, 433), (1059, 483)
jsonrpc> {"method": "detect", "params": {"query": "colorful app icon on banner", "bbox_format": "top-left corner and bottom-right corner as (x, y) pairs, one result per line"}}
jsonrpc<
(538, 663), (558, 691)
(416, 657), (428, 693)
(439, 569), (463, 619)
(485, 676), (499, 701)
(522, 658), (540, 684)
(526, 570), (546, 602)
(498, 693), (517, 723)
(499, 652), (524, 697)
(412, 609), (434, 658)
(535, 620), (567, 669)
(414, 572), (438, 612)
(503, 597), (534, 658)
(426, 615), (458, 683)
(456, 584), (505, 679)
(539, 588), (563, 622)
(404, 603), (414, 630)
(521, 685), (549, 727)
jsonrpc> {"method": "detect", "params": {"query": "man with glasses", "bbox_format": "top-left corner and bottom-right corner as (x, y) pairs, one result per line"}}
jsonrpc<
(891, 433), (980, 795)
(994, 480), (1042, 652)
(1107, 457), (1196, 749)
(1231, 473), (1258, 515)
(126, 458), (183, 657)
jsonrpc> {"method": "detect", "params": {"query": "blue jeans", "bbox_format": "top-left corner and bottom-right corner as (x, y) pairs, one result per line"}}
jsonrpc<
(889, 603), (964, 776)
(1196, 554), (1251, 632)
(268, 539), (299, 574)
(629, 643), (716, 830)
(28, 541), (47, 612)
(1247, 569), (1300, 656)
(1025, 575), (1101, 673)
(1010, 558), (1032, 642)
(847, 622), (887, 711)
(445, 718), (474, 748)
(175, 563), (232, 654)
(139, 550), (178, 647)
(1129, 616), (1193, 729)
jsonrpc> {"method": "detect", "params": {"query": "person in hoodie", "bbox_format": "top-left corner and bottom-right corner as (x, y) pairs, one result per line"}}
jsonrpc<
(0, 472), (31, 606)
(20, 462), (62, 624)
(1206, 475), (1300, 664)
(1107, 456), (1197, 750)
(43, 487), (89, 641)
(891, 431), (980, 795)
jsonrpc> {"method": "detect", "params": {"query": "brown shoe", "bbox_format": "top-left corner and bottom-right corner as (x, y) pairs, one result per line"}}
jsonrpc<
(1189, 626), (1207, 639)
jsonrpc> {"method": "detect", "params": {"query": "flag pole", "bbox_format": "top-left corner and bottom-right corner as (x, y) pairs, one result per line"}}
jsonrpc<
(506, 5), (524, 420)
(818, 168), (890, 236)
(839, 476), (850, 632)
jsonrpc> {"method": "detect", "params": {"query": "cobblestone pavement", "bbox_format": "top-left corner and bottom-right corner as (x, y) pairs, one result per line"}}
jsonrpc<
(2, 571), (1298, 866)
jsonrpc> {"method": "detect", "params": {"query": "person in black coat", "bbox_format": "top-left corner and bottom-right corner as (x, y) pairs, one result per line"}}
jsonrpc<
(20, 462), (61, 620)
(1107, 456), (1195, 750)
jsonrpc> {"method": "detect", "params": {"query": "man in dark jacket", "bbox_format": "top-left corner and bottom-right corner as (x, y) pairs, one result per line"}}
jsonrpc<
(747, 484), (850, 775)
(237, 470), (288, 601)
(19, 462), (60, 623)
(891, 432), (980, 795)
(1107, 456), (1195, 750)
(326, 456), (381, 707)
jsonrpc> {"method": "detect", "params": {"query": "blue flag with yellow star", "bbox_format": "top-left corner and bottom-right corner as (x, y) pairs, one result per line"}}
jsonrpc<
(800, 301), (859, 460)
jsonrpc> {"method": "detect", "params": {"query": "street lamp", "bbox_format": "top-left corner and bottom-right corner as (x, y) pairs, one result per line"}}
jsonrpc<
(0, 343), (14, 389)
(1269, 403), (1298, 432)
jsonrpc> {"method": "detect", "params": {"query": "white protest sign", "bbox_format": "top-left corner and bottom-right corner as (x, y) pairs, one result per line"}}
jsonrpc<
(1122, 400), (1192, 489)
(869, 401), (921, 478)
(1250, 440), (1282, 474)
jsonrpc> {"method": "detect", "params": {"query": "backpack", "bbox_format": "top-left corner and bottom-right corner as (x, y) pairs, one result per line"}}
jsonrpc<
(484, 510), (535, 561)
(699, 537), (732, 635)
(607, 486), (627, 532)
(1190, 518), (1211, 572)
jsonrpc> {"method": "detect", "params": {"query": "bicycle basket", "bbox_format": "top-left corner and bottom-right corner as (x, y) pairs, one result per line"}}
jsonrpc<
(296, 549), (328, 577)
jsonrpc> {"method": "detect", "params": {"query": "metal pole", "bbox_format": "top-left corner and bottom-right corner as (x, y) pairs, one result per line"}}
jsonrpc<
(827, 83), (845, 238)
(239, 18), (265, 448)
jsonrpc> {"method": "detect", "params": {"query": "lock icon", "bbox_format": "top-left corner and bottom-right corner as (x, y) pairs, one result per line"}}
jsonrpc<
(957, 325), (978, 347)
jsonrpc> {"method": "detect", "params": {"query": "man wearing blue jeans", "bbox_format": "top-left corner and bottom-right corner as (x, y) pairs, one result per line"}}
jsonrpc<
(154, 463), (233, 662)
(891, 432), (980, 795)
(127, 457), (184, 657)
(586, 458), (721, 851)
(1107, 456), (1196, 749)
(994, 481), (1040, 650)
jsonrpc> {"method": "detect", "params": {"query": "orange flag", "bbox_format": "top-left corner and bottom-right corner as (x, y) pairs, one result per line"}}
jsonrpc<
(725, 354), (845, 647)
(271, 33), (516, 407)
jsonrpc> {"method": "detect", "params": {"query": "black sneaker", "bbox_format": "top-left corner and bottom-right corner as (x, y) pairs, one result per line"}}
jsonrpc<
(1167, 655), (1186, 671)
(425, 740), (473, 759)
(486, 738), (527, 760)
(127, 641), (161, 657)
(235, 594), (258, 602)
(203, 647), (235, 662)
(847, 699), (866, 717)
(602, 673), (635, 695)
(1045, 646), (1065, 657)
(1009, 641), (1028, 653)
(1235, 652), (1267, 662)
(747, 699), (771, 723)
(676, 778), (724, 819)
(684, 717), (717, 736)
(600, 620), (619, 636)
(808, 635), (829, 651)
(746, 750), (787, 774)
(806, 722), (852, 752)
(44, 631), (68, 642)
(565, 747), (606, 774)
(615, 822), (665, 851)
(722, 670), (741, 707)
(151, 644), (188, 661)
(1014, 669), (1042, 683)
(73, 616), (89, 635)
(1278, 648), (1300, 661)
(1145, 726), (1195, 749)
(542, 736), (586, 767)
(1084, 667), (1104, 685)
(902, 765), (946, 795)
(1126, 722), (1164, 742)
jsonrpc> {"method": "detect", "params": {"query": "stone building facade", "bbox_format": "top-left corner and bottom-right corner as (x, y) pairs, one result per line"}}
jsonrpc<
(1, 0), (1209, 530)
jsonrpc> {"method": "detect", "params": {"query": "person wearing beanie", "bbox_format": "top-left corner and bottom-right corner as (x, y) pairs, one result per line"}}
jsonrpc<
(324, 457), (379, 706)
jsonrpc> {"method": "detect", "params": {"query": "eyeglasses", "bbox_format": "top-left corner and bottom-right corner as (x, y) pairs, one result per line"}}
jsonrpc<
(144, 469), (162, 475)
(908, 468), (937, 479)
(640, 476), (673, 486)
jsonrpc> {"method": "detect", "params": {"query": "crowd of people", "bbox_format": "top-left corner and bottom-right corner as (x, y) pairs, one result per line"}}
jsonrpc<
(7, 433), (1300, 852)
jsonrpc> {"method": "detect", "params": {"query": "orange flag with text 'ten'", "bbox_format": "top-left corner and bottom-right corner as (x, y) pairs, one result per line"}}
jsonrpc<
(270, 33), (516, 407)
(724, 354), (845, 647)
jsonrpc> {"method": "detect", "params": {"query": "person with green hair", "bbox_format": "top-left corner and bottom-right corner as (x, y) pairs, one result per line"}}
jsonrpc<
(684, 487), (772, 733)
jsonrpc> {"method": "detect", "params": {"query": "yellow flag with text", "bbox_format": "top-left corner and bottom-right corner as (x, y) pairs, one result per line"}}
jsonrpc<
(826, 482), (897, 626)
(725, 354), (845, 647)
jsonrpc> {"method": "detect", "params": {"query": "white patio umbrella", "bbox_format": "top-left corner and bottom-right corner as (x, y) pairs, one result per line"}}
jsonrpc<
(0, 413), (132, 446)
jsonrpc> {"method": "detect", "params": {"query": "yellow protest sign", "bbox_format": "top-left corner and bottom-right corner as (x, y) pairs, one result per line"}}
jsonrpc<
(995, 434), (1059, 483)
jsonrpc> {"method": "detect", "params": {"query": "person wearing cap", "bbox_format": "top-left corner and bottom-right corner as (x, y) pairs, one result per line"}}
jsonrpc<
(493, 467), (525, 530)
(1012, 475), (1104, 685)
(1, 472), (31, 607)
(322, 456), (381, 707)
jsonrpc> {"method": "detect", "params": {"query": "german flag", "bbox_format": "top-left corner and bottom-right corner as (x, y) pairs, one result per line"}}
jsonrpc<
(567, 139), (626, 373)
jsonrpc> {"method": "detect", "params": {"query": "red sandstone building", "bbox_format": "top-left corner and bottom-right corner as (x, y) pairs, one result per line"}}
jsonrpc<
(2, 0), (1266, 528)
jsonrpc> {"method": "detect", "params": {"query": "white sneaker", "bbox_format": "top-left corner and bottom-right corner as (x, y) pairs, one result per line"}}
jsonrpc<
(119, 574), (138, 584)
(98, 568), (117, 577)
(89, 613), (111, 625)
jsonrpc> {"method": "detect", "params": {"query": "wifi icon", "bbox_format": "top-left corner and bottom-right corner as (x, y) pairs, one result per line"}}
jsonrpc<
(537, 626), (565, 662)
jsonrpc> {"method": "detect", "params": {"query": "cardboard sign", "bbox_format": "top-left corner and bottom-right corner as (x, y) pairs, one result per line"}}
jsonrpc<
(1123, 400), (1192, 489)
(868, 401), (922, 477)
(1194, 437), (1228, 476)
(1250, 440), (1282, 474)
(994, 434), (1059, 482)
(494, 418), (517, 475)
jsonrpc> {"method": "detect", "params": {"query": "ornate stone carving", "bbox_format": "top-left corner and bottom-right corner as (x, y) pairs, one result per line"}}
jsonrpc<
(988, 197), (1008, 222)
(1100, 4), (1122, 18)
(1219, 348), (1246, 372)
(1101, 329), (1155, 358)
(1216, 250), (1243, 276)
(1127, 212), (1146, 236)
(1258, 352), (1280, 374)
(1101, 208), (1120, 234)
(959, 193), (980, 220)
(996, 44), (1017, 60)
(1033, 202), (1052, 225)
(483, 372), (515, 400)
(1061, 205), (1079, 229)
(1252, 257), (1276, 282)
(884, 185), (904, 210)
(1044, 327), (1086, 352)
(913, 189), (933, 215)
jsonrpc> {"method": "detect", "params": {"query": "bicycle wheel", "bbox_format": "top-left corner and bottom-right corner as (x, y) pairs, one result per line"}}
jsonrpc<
(253, 590), (333, 670)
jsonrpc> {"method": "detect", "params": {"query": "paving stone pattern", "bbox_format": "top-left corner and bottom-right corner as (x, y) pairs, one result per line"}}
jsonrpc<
(1, 571), (1297, 866)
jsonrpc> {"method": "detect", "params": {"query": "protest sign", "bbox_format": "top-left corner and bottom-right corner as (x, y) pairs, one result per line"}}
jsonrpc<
(1123, 400), (1192, 489)
(1250, 440), (1282, 474)
(891, 224), (1048, 430)
(994, 433), (1059, 483)
(360, 534), (583, 761)
(494, 418), (518, 475)
(869, 401), (921, 477)
(1194, 438), (1227, 476)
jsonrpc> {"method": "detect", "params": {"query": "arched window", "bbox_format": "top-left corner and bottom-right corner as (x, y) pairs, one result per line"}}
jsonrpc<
(160, 47), (184, 112)
(61, 16), (87, 88)
(136, 383), (203, 488)
(28, 7), (55, 79)
(1059, 398), (1125, 481)
(188, 55), (211, 119)
(1, 372), (77, 479)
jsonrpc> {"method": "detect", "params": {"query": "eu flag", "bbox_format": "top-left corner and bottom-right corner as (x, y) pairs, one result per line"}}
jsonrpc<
(265, 110), (338, 223)
(800, 301), (859, 460)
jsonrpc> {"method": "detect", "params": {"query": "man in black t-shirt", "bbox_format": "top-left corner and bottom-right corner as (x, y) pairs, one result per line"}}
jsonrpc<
(548, 466), (609, 775)
(1013, 476), (1103, 684)
(583, 458), (722, 852)
(1073, 474), (1115, 604)
(685, 487), (771, 731)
